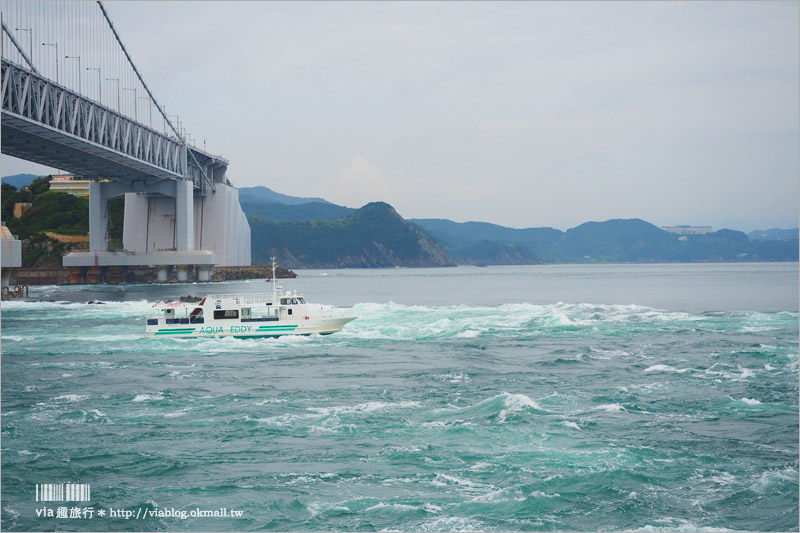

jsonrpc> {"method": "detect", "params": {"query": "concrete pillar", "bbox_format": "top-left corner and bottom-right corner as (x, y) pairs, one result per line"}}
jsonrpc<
(156, 265), (173, 283)
(175, 265), (190, 282)
(196, 265), (213, 282)
(175, 180), (194, 252)
(89, 181), (108, 252)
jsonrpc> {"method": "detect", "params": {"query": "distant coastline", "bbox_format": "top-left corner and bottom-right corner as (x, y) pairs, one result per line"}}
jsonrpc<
(3, 176), (797, 274)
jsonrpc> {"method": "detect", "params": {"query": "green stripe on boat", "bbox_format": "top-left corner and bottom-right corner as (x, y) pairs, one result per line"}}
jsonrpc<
(155, 329), (195, 335)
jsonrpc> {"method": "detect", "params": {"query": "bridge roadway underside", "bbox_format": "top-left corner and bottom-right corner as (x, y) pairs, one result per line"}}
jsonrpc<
(1, 113), (181, 182)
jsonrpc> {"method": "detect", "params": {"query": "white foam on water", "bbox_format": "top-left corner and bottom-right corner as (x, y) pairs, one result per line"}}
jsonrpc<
(561, 421), (581, 430)
(50, 394), (90, 403)
(435, 372), (471, 383)
(644, 364), (692, 374)
(254, 398), (288, 405)
(710, 472), (737, 485)
(470, 487), (525, 503)
(749, 468), (799, 493)
(307, 400), (420, 416)
(339, 301), (713, 341)
(589, 346), (630, 359)
(630, 525), (734, 532)
(737, 398), (761, 406)
(364, 502), (421, 513)
(164, 407), (192, 418)
(132, 393), (164, 402)
(411, 515), (486, 532)
(497, 393), (545, 422)
(432, 473), (479, 488)
(2, 335), (24, 342)
(594, 403), (626, 412)
(702, 364), (758, 382)
(529, 490), (561, 498)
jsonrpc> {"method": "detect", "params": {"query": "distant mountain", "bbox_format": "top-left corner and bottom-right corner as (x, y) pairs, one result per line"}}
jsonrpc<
(747, 228), (799, 241)
(415, 217), (798, 264)
(238, 186), (333, 206)
(249, 201), (454, 268)
(241, 200), (354, 222)
(411, 219), (562, 253)
(2, 173), (41, 189)
(552, 219), (679, 262)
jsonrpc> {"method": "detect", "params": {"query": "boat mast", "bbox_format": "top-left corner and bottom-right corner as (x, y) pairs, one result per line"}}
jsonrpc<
(270, 256), (277, 302)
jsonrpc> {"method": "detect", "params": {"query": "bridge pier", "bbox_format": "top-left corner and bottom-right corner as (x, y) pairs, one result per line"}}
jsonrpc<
(156, 265), (174, 283)
(174, 265), (191, 282)
(89, 181), (109, 252)
(197, 265), (213, 282)
(175, 179), (194, 252)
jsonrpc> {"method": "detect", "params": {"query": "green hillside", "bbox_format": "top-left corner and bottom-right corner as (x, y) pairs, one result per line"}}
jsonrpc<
(413, 217), (798, 264)
(2, 178), (124, 267)
(248, 202), (454, 268)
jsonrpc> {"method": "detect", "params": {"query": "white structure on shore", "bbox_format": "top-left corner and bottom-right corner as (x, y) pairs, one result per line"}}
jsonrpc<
(661, 225), (713, 235)
(1, 222), (22, 289)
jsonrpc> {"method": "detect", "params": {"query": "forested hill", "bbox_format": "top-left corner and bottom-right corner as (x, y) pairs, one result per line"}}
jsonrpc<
(248, 202), (455, 268)
(411, 218), (799, 264)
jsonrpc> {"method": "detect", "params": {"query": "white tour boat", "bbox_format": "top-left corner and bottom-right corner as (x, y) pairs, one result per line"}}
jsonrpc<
(145, 259), (356, 339)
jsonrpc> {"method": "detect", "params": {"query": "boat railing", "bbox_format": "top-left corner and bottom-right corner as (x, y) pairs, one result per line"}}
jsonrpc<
(205, 292), (279, 305)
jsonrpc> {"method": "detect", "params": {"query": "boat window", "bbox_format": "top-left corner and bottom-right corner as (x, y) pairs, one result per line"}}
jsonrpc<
(292, 298), (298, 305)
(213, 309), (239, 320)
(298, 298), (305, 304)
(249, 307), (279, 320)
(288, 309), (293, 315)
(281, 298), (289, 305)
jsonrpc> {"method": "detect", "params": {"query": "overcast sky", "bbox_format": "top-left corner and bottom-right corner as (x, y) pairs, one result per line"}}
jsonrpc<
(3, 1), (798, 232)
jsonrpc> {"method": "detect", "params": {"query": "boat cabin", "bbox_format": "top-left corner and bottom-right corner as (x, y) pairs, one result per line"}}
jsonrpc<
(146, 291), (308, 326)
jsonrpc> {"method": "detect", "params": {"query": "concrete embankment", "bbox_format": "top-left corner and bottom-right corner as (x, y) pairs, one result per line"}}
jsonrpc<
(9, 265), (296, 286)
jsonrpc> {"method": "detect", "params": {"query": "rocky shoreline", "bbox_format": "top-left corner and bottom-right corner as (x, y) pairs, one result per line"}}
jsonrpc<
(9, 264), (296, 286)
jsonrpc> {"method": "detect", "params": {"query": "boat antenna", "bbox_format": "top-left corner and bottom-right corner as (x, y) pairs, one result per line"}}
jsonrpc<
(270, 256), (277, 301)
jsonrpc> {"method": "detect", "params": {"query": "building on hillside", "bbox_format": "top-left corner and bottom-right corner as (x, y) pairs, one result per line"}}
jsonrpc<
(13, 202), (32, 218)
(661, 225), (713, 235)
(49, 174), (92, 197)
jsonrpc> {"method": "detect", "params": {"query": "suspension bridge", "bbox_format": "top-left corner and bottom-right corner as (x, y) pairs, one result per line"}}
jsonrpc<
(1, 1), (250, 282)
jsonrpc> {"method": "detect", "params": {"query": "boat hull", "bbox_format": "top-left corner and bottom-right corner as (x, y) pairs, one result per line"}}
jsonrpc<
(146, 316), (356, 339)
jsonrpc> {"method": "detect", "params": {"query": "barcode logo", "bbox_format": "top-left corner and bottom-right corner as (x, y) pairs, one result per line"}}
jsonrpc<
(35, 483), (91, 502)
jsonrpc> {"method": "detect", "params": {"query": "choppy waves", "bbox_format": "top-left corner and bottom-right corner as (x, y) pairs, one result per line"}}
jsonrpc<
(3, 299), (797, 345)
(2, 296), (798, 531)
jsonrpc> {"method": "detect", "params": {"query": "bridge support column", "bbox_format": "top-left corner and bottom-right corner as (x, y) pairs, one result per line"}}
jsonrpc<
(175, 265), (191, 282)
(89, 181), (108, 252)
(196, 265), (213, 282)
(156, 265), (173, 283)
(175, 179), (194, 252)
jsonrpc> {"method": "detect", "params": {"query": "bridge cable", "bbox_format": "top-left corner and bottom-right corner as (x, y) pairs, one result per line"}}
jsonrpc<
(96, 1), (181, 141)
(1, 20), (38, 73)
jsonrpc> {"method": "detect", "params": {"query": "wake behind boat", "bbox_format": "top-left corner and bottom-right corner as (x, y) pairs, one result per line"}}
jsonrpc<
(145, 259), (355, 339)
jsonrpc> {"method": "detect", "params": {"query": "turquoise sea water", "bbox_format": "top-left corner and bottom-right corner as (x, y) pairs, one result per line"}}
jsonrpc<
(2, 263), (798, 531)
